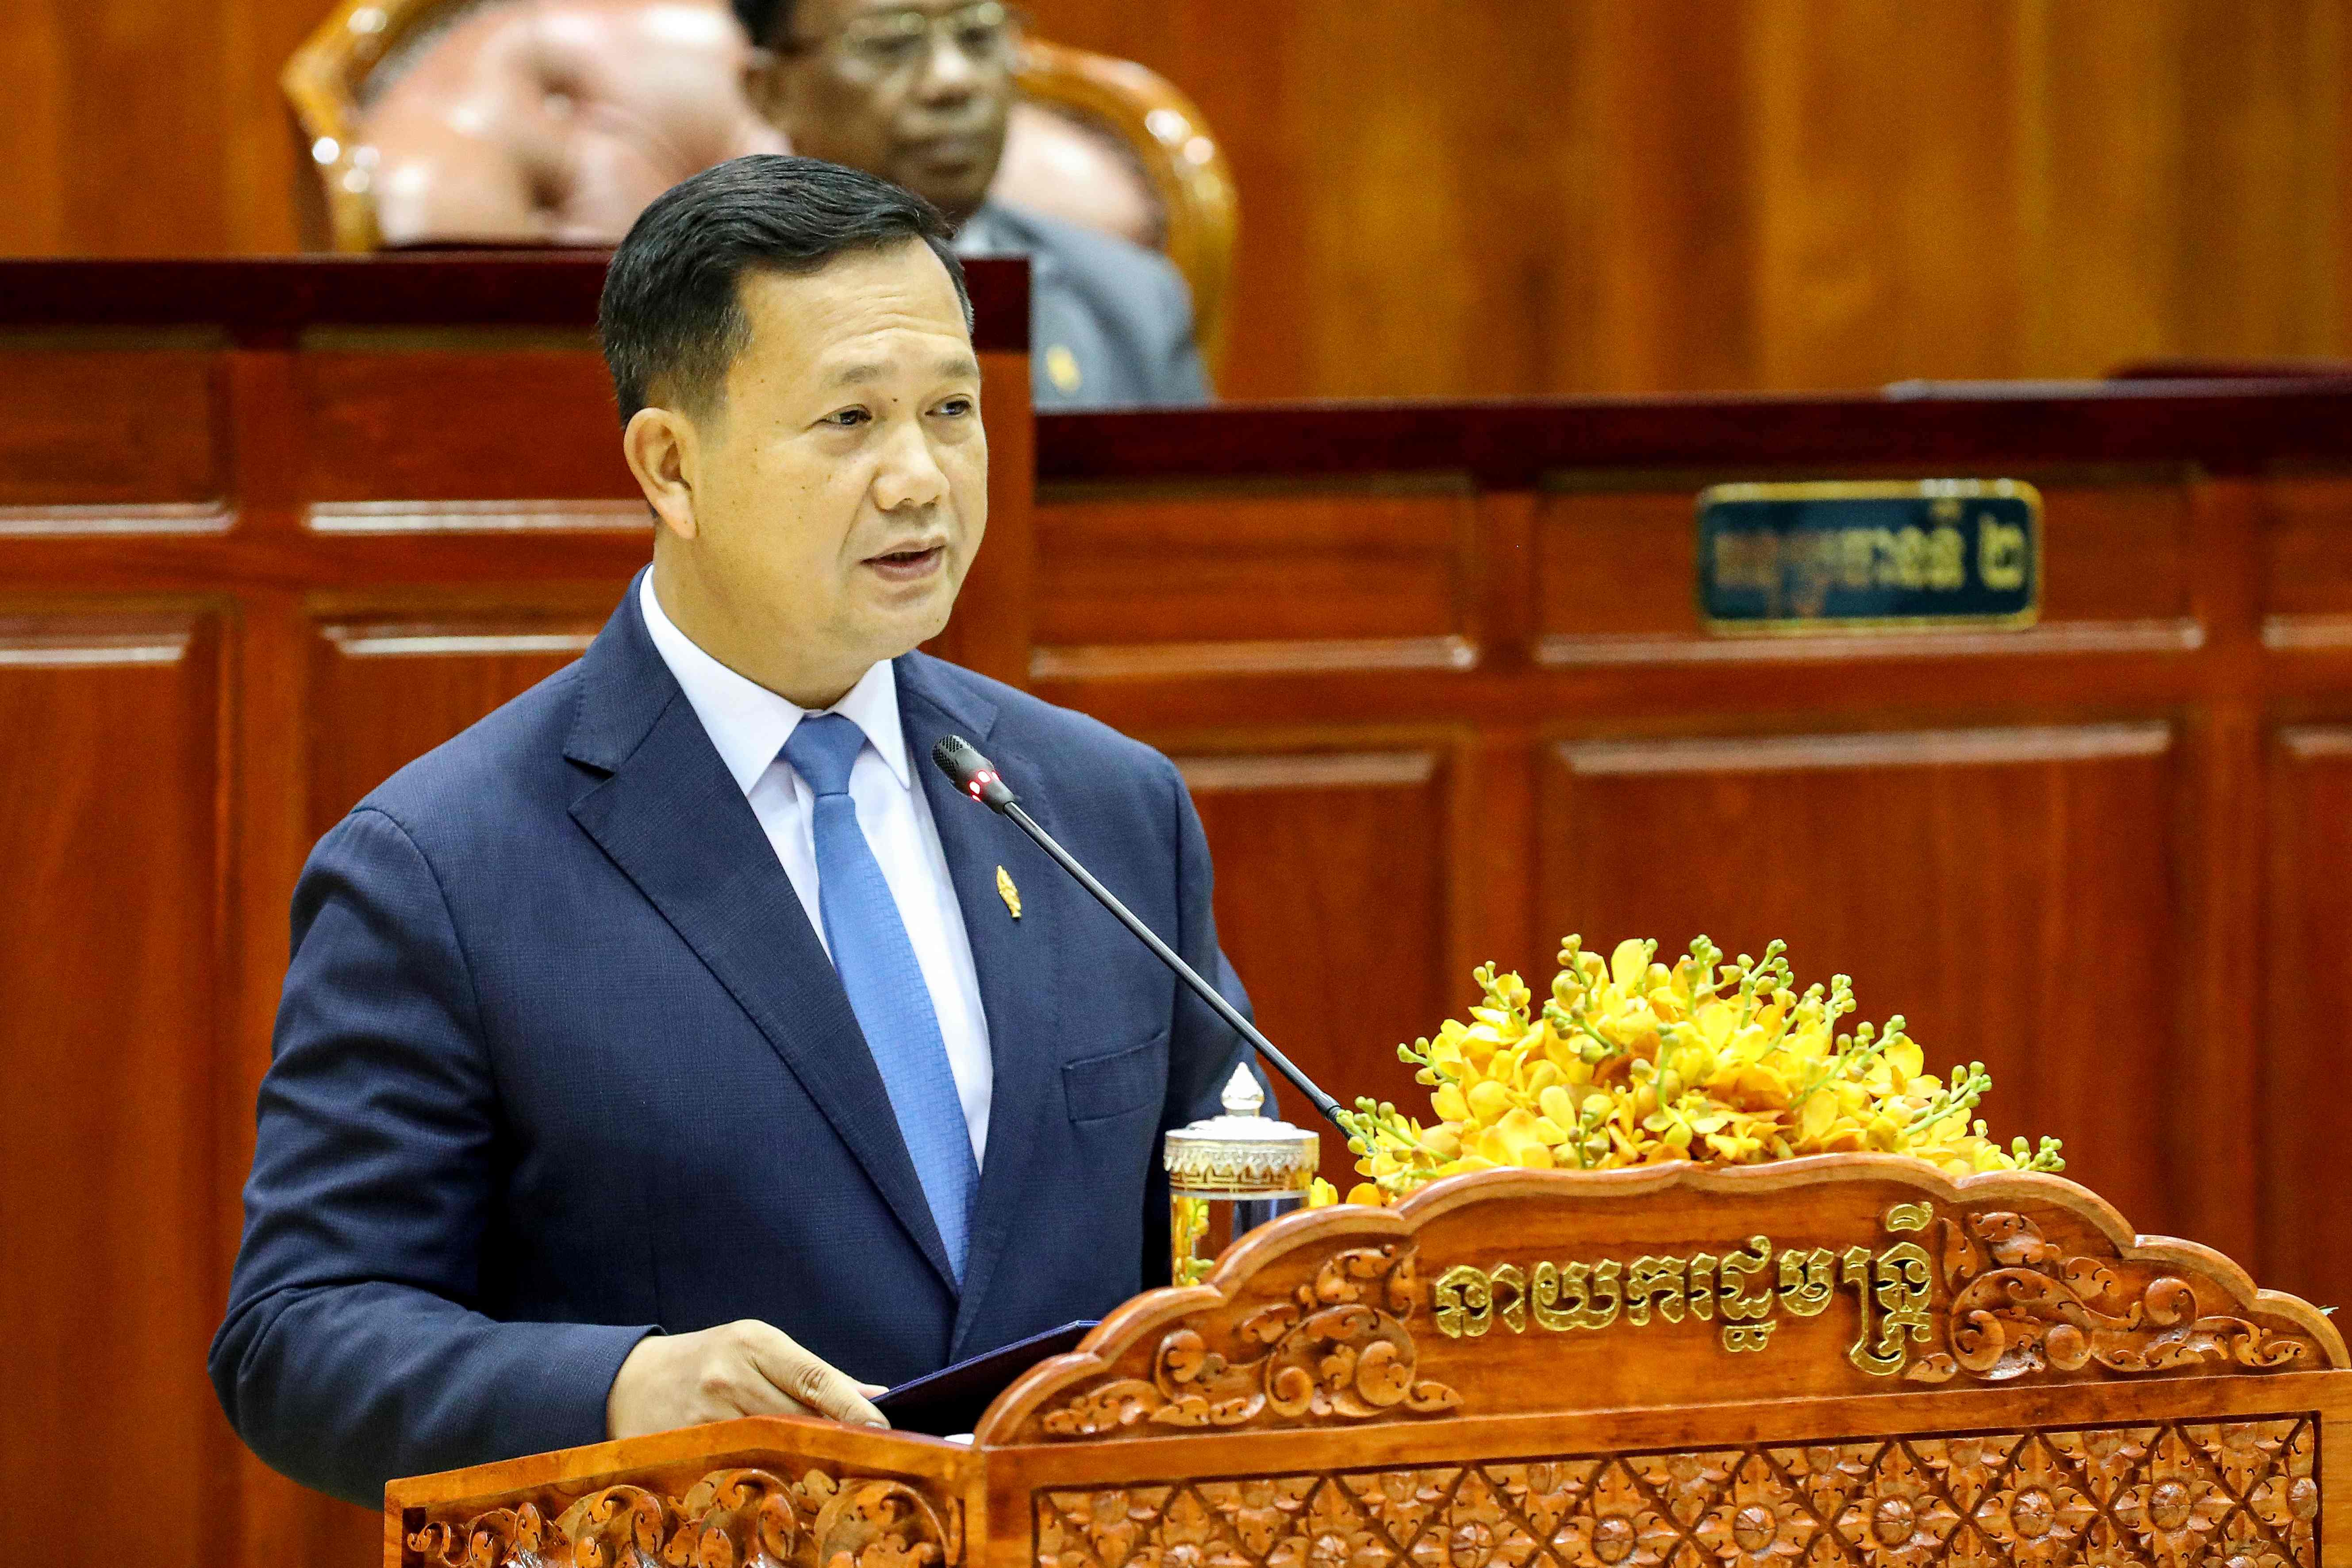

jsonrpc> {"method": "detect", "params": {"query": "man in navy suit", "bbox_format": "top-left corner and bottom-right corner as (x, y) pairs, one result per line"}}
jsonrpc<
(209, 154), (1251, 1506)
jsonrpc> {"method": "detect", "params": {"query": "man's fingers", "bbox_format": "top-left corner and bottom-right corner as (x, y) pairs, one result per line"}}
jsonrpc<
(737, 1322), (890, 1428)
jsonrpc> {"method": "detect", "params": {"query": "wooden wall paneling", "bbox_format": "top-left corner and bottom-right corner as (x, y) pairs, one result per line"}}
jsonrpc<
(1293, 4), (1481, 398)
(1022, 0), (2352, 398)
(1749, 0), (2023, 388)
(2264, 476), (2352, 651)
(227, 587), (392, 1568)
(20, 1), (2352, 395)
(1290, 4), (1574, 398)
(2175, 0), (2343, 362)
(1168, 741), (1456, 1182)
(2264, 725), (2352, 1315)
(1539, 722), (2184, 1237)
(0, 0), (67, 254)
(1530, 474), (2199, 667)
(1149, 1), (1307, 400)
(299, 341), (637, 503)
(932, 346), (1037, 687)
(1450, 492), (1541, 993)
(2170, 478), (2267, 1264)
(213, 339), (360, 1568)
(0, 0), (229, 255)
(1031, 480), (1476, 680)
(1565, 0), (1754, 394)
(0, 608), (233, 1568)
(0, 346), (224, 510)
(0, 0), (327, 256)
(220, 0), (339, 254)
(2026, 2), (2186, 375)
(305, 600), (619, 836)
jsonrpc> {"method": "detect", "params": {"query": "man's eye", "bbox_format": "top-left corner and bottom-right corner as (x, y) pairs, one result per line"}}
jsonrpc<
(823, 408), (871, 428)
(934, 398), (974, 418)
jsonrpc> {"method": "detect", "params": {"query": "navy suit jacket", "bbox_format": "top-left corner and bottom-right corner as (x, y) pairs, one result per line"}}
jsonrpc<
(209, 580), (1250, 1505)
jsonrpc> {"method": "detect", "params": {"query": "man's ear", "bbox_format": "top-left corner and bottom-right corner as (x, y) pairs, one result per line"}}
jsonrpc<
(623, 406), (701, 541)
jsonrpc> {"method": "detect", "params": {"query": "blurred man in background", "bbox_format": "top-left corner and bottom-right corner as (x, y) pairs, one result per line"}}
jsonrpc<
(738, 0), (1210, 407)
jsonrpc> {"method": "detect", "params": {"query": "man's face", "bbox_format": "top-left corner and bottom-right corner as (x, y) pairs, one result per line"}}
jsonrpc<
(647, 239), (986, 701)
(748, 0), (1015, 225)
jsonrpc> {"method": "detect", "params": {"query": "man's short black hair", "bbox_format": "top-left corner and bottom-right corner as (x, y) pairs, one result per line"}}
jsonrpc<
(598, 153), (972, 425)
(732, 0), (792, 47)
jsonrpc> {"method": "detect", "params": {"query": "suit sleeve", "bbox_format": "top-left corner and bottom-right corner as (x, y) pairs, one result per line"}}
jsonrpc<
(208, 807), (654, 1507)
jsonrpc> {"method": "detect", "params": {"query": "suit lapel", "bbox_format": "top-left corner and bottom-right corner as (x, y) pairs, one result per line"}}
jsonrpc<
(894, 656), (1068, 1356)
(563, 584), (958, 1292)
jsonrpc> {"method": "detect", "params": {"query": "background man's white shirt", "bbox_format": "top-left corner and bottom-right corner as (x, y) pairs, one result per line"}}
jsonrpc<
(638, 573), (993, 1162)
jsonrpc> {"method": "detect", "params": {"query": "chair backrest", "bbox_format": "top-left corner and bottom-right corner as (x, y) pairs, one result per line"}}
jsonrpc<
(283, 0), (1237, 370)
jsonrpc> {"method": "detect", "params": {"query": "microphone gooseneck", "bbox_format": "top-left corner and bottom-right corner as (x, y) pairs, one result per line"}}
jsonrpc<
(931, 733), (1346, 1129)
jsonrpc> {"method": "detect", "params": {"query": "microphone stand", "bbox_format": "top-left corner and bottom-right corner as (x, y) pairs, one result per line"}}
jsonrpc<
(933, 735), (1347, 1130)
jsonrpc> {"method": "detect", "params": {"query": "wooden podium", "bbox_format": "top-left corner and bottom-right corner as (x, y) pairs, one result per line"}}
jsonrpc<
(387, 1158), (2345, 1568)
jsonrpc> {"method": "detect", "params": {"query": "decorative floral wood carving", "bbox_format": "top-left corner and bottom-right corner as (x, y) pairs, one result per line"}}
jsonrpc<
(1039, 1244), (1461, 1437)
(1035, 1418), (2317, 1568)
(1899, 1212), (2313, 1385)
(406, 1467), (960, 1568)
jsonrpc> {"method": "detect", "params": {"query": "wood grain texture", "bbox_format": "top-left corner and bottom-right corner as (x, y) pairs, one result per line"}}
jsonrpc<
(1033, 387), (2352, 484)
(1020, 0), (2352, 400)
(0, 351), (222, 506)
(1538, 729), (2179, 1238)
(1171, 745), (1453, 1180)
(375, 1163), (2349, 1568)
(7, 259), (2352, 1568)
(2262, 726), (2352, 1334)
(307, 603), (611, 833)
(0, 611), (231, 1568)
(1036, 487), (1472, 655)
(995, 1162), (2345, 1445)
(6, 1), (2352, 398)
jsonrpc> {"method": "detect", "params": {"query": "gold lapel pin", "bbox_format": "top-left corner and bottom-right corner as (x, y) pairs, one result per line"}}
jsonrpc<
(996, 865), (1022, 920)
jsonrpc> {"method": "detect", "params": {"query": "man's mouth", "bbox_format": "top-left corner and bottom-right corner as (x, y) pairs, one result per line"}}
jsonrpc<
(864, 544), (945, 582)
(905, 133), (988, 173)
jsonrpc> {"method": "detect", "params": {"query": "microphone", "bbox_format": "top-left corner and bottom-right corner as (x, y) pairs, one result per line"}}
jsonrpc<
(932, 734), (1346, 1129)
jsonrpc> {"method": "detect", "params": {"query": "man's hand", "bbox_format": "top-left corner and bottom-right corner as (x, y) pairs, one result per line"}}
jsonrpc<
(607, 1319), (889, 1438)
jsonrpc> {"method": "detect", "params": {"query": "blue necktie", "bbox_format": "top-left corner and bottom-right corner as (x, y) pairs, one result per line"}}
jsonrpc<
(783, 712), (978, 1280)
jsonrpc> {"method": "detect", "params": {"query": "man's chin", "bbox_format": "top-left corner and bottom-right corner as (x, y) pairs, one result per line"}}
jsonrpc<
(861, 592), (959, 662)
(898, 168), (997, 227)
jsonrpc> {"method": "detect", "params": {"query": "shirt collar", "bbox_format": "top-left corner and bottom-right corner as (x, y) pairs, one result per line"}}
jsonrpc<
(951, 203), (1015, 257)
(638, 573), (909, 796)
(953, 201), (1061, 284)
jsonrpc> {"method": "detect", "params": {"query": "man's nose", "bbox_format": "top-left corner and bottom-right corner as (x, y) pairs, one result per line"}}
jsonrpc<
(871, 417), (951, 511)
(912, 32), (983, 102)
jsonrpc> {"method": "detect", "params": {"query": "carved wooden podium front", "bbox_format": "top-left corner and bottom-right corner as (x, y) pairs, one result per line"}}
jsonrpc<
(388, 1158), (2346, 1568)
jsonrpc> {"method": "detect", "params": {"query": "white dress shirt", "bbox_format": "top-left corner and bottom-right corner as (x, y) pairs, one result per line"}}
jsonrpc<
(638, 574), (993, 1163)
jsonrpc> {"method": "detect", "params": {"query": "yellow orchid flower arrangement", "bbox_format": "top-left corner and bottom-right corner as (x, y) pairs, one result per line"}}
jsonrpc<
(1312, 934), (2062, 1208)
